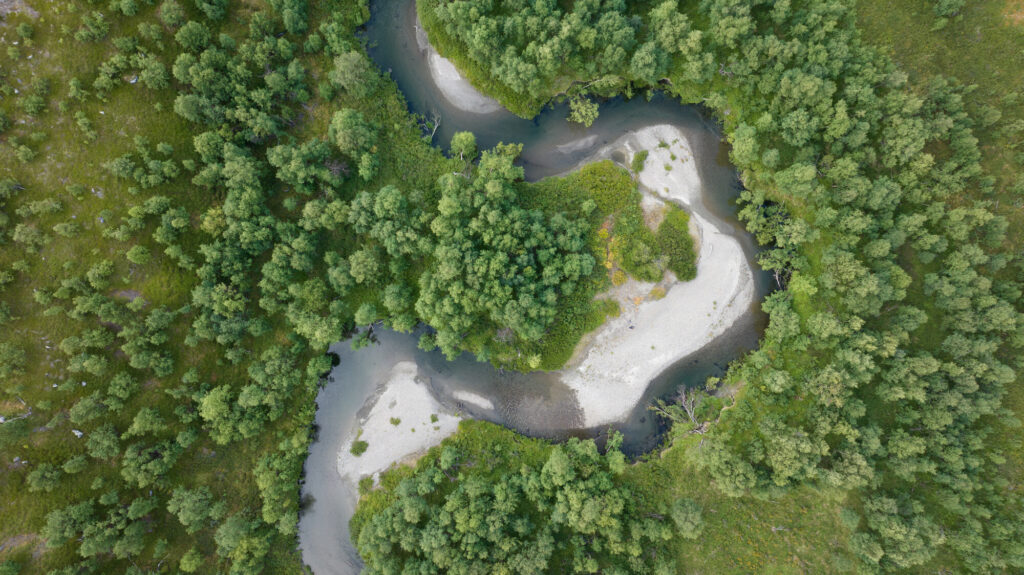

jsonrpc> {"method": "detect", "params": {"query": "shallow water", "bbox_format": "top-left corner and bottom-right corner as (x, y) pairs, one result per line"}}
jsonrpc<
(298, 2), (772, 573)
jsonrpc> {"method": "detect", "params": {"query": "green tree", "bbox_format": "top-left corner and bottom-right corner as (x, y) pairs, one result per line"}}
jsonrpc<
(329, 108), (377, 159)
(449, 131), (477, 162)
(328, 51), (379, 99)
(26, 463), (63, 492)
(86, 424), (121, 460)
(167, 486), (227, 534)
(568, 95), (599, 127)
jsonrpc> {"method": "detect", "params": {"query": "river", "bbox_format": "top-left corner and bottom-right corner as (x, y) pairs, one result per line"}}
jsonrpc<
(297, 1), (771, 573)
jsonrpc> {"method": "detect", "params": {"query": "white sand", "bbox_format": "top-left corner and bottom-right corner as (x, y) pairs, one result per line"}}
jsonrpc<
(452, 390), (495, 410)
(559, 125), (756, 427)
(415, 17), (502, 114)
(336, 361), (461, 481)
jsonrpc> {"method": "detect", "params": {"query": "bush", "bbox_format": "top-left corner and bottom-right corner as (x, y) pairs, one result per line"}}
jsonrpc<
(655, 206), (697, 280)
(126, 245), (152, 265)
(670, 498), (704, 539)
(350, 440), (368, 456)
(159, 0), (186, 27)
(631, 150), (649, 173)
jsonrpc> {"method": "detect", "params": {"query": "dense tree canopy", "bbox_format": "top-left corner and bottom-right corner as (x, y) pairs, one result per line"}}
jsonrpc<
(417, 145), (594, 358)
(355, 427), (690, 574)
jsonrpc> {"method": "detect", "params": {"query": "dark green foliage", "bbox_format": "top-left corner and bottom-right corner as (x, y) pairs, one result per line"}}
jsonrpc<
(350, 439), (368, 456)
(656, 206), (696, 280)
(422, 0), (640, 115)
(354, 423), (678, 574)
(75, 12), (110, 43)
(416, 145), (595, 357)
(159, 1), (187, 28)
(214, 513), (270, 574)
(328, 108), (377, 159)
(167, 486), (227, 534)
(27, 463), (64, 493)
(0, 342), (26, 379)
(120, 439), (183, 487)
(254, 437), (307, 535)
(194, 0), (228, 21)
(933, 0), (965, 19)
(174, 21), (211, 52)
(42, 500), (95, 548)
(86, 424), (121, 460)
(328, 51), (379, 99)
(270, 0), (310, 35)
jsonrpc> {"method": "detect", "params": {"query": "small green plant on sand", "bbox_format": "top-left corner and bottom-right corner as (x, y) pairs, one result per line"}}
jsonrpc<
(350, 440), (368, 456)
(631, 150), (648, 172)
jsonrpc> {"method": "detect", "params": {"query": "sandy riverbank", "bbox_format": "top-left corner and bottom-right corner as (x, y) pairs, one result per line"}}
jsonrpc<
(558, 124), (756, 427)
(414, 17), (502, 114)
(336, 361), (461, 482)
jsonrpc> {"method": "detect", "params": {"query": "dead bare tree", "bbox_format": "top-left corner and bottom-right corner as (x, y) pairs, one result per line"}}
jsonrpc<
(649, 387), (708, 433)
(676, 387), (700, 426)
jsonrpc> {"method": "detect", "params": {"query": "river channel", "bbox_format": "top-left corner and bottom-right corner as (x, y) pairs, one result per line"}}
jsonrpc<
(297, 1), (772, 573)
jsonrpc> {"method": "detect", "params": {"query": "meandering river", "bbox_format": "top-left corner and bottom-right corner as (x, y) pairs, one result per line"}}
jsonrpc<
(297, 1), (772, 573)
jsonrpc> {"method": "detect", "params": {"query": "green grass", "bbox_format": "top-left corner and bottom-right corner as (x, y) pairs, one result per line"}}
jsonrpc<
(626, 434), (857, 574)
(349, 440), (369, 456)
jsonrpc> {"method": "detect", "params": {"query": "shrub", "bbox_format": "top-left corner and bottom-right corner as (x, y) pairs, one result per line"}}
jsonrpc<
(631, 150), (649, 173)
(670, 498), (704, 539)
(655, 206), (697, 280)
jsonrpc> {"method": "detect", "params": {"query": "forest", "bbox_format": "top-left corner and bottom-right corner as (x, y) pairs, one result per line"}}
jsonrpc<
(0, 0), (1022, 573)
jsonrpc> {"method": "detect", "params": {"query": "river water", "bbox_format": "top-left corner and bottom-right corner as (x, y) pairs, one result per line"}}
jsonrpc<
(297, 1), (771, 573)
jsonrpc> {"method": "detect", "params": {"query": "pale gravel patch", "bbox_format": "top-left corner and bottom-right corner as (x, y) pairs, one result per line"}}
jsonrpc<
(557, 125), (756, 427)
(0, 0), (39, 18)
(426, 52), (503, 114)
(451, 390), (495, 410)
(415, 13), (502, 114)
(336, 361), (461, 482)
